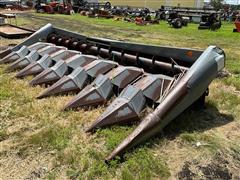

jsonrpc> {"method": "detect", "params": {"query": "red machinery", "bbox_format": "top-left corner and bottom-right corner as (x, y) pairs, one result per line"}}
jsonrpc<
(233, 16), (240, 32)
(36, 0), (73, 15)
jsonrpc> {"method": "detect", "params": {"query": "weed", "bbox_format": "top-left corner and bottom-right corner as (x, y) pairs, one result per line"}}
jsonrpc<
(46, 172), (57, 180)
(66, 168), (80, 179)
(0, 129), (8, 141)
(97, 126), (135, 150)
(121, 148), (171, 179)
(28, 125), (72, 151)
(222, 75), (240, 91)
(180, 133), (221, 153)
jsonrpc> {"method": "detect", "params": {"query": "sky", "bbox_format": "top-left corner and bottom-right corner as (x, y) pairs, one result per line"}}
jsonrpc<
(204, 0), (240, 5)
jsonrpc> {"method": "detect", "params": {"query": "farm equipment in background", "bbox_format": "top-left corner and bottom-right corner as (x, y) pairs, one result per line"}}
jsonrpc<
(198, 13), (222, 31)
(163, 5), (218, 23)
(35, 0), (74, 15)
(0, 0), (32, 10)
(0, 24), (33, 38)
(0, 0), (19, 8)
(134, 15), (159, 26)
(72, 0), (111, 13)
(167, 11), (189, 28)
(233, 16), (240, 32)
(111, 6), (129, 16)
(110, 6), (152, 19)
(123, 7), (151, 18)
(87, 9), (113, 18)
(0, 13), (34, 39)
(0, 24), (225, 162)
(111, 7), (158, 25)
(155, 8), (167, 20)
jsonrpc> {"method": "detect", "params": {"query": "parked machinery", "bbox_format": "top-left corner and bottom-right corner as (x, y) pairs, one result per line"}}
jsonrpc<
(35, 0), (74, 15)
(155, 8), (167, 20)
(233, 16), (240, 32)
(167, 11), (189, 28)
(73, 0), (111, 13)
(0, 0), (31, 10)
(0, 24), (225, 161)
(111, 6), (129, 16)
(198, 13), (222, 31)
(87, 9), (114, 18)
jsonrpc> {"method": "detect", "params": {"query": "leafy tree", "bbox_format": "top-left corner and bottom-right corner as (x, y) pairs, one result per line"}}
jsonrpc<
(210, 0), (224, 10)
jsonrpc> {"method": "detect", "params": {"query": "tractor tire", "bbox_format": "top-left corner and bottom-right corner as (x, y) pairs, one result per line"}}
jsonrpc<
(70, 10), (75, 15)
(104, 2), (111, 10)
(182, 20), (188, 26)
(160, 13), (166, 20)
(210, 22), (221, 31)
(172, 18), (182, 29)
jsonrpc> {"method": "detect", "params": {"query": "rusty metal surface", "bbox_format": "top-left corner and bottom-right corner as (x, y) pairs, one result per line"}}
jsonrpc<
(0, 46), (29, 64)
(86, 74), (174, 132)
(29, 50), (82, 86)
(0, 42), (53, 65)
(105, 46), (225, 161)
(37, 60), (117, 98)
(15, 46), (68, 78)
(63, 66), (144, 110)
(0, 24), (34, 39)
(0, 24), (226, 162)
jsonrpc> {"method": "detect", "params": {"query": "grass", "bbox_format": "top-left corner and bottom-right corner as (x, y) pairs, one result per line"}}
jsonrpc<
(28, 125), (72, 151)
(0, 12), (240, 179)
(0, 128), (8, 141)
(222, 75), (240, 91)
(19, 13), (240, 75)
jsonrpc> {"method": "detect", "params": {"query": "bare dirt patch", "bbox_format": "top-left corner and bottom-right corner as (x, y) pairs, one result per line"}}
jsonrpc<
(178, 151), (240, 179)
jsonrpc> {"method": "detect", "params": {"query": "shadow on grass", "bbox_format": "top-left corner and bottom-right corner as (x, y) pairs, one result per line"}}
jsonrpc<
(163, 102), (234, 139)
(108, 102), (234, 163)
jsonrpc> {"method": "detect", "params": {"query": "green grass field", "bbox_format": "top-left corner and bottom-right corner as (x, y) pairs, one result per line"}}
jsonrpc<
(0, 13), (240, 179)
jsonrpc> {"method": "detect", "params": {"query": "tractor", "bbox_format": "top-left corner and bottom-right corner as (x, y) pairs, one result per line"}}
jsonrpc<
(167, 11), (189, 29)
(35, 0), (74, 15)
(198, 13), (222, 31)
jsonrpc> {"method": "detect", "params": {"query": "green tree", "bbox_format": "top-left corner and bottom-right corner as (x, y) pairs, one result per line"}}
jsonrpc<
(210, 0), (224, 10)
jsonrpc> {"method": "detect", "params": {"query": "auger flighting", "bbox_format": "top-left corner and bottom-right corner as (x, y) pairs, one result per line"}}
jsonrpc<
(0, 24), (225, 161)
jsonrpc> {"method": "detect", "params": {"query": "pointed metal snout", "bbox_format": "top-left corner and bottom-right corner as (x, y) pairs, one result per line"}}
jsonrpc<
(29, 51), (85, 86)
(15, 55), (52, 78)
(0, 46), (29, 64)
(63, 75), (112, 110)
(86, 75), (173, 132)
(29, 58), (70, 86)
(7, 50), (40, 71)
(7, 44), (60, 72)
(37, 60), (117, 99)
(29, 68), (60, 86)
(15, 47), (70, 78)
(64, 66), (144, 110)
(86, 85), (146, 132)
(0, 42), (54, 65)
(105, 79), (187, 162)
(36, 75), (79, 99)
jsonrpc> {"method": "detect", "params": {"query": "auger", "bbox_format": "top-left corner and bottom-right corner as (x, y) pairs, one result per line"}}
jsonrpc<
(0, 24), (225, 161)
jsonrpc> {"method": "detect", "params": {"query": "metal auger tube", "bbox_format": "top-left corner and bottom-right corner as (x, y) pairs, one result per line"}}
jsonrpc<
(105, 46), (225, 161)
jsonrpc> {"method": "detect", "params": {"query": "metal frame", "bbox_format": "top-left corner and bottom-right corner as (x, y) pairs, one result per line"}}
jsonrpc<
(0, 24), (225, 161)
